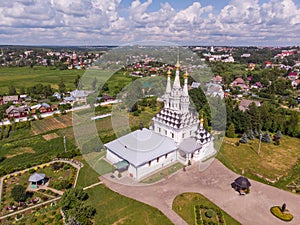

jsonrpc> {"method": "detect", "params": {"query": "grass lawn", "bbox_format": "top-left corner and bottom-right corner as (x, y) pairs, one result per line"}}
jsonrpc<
(172, 192), (241, 225)
(85, 184), (173, 225)
(0, 66), (84, 94)
(75, 156), (100, 188)
(217, 136), (300, 188)
(141, 162), (184, 184)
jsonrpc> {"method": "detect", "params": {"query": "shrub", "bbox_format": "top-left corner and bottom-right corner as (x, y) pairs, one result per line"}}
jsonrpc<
(205, 209), (215, 218)
(63, 164), (71, 170)
(29, 169), (35, 174)
(270, 206), (293, 222)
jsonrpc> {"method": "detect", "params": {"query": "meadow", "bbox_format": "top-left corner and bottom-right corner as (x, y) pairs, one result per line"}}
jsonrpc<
(217, 136), (300, 189)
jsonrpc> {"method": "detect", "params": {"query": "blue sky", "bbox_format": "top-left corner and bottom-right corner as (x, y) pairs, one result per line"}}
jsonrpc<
(0, 0), (299, 46)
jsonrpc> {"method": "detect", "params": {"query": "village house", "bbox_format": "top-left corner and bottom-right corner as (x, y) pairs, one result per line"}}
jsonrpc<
(238, 99), (261, 112)
(3, 95), (19, 104)
(69, 90), (93, 105)
(231, 78), (249, 91)
(6, 105), (31, 118)
(31, 103), (52, 114)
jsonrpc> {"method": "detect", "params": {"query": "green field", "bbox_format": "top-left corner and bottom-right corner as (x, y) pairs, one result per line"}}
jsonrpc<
(0, 66), (84, 94)
(217, 136), (300, 189)
(173, 192), (241, 225)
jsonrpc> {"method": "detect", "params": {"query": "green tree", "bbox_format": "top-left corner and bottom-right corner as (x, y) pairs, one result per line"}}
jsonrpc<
(58, 78), (66, 93)
(8, 85), (17, 95)
(239, 133), (248, 143)
(74, 75), (81, 89)
(11, 185), (26, 202)
(226, 123), (235, 138)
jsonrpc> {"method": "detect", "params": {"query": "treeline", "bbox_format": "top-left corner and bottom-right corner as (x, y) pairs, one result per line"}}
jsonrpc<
(226, 98), (299, 137)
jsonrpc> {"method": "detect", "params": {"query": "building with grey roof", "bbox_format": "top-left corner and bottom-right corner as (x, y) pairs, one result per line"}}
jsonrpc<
(105, 60), (216, 180)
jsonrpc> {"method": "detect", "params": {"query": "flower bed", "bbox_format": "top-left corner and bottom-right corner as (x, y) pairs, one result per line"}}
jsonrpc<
(270, 206), (293, 222)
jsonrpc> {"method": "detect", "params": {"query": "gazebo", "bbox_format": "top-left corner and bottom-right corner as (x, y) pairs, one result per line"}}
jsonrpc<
(28, 173), (45, 188)
(232, 176), (251, 194)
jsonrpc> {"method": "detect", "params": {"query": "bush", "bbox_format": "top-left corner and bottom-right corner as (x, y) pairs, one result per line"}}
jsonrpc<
(205, 209), (215, 218)
(270, 206), (293, 221)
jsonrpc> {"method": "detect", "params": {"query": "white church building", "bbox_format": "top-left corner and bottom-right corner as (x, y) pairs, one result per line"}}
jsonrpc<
(105, 60), (216, 180)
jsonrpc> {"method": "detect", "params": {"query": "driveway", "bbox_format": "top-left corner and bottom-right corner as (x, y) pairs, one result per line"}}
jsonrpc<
(101, 159), (300, 225)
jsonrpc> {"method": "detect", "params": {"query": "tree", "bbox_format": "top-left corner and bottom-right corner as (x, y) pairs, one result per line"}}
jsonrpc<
(274, 130), (282, 140)
(11, 185), (26, 202)
(226, 123), (235, 138)
(58, 78), (66, 93)
(8, 85), (17, 95)
(20, 87), (25, 95)
(247, 130), (255, 140)
(74, 75), (81, 89)
(261, 132), (271, 143)
(239, 133), (248, 143)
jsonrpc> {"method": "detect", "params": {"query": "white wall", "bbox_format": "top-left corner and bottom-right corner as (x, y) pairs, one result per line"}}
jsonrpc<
(136, 151), (177, 180)
(106, 150), (123, 164)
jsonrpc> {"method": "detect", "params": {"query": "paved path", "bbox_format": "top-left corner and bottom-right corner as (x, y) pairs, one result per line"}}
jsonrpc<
(102, 159), (300, 225)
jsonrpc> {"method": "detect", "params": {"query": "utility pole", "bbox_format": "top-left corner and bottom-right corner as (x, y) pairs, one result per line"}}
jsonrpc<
(258, 131), (262, 155)
(63, 136), (67, 153)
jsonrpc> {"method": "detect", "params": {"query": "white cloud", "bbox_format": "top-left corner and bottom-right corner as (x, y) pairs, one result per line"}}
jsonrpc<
(0, 0), (299, 45)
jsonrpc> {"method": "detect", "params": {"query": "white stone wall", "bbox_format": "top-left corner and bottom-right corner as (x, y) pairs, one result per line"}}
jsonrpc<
(106, 149), (123, 164)
(135, 151), (177, 180)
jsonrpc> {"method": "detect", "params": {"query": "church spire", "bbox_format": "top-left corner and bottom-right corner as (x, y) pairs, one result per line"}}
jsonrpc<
(166, 68), (172, 94)
(182, 69), (189, 96)
(173, 58), (181, 89)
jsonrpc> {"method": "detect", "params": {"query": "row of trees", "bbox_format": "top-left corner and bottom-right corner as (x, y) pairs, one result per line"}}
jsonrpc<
(226, 99), (299, 137)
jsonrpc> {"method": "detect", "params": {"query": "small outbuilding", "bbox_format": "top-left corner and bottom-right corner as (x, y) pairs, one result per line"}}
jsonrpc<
(28, 173), (46, 188)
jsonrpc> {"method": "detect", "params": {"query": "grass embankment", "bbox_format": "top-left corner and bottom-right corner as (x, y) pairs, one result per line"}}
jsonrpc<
(217, 136), (300, 190)
(173, 192), (241, 225)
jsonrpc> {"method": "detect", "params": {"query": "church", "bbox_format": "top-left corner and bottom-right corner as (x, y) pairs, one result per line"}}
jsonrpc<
(105, 60), (216, 180)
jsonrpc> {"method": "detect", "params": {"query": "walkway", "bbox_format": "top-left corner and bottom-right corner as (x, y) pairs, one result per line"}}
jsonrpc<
(102, 159), (300, 225)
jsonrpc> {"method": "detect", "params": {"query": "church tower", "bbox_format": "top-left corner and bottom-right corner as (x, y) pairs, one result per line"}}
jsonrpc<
(152, 59), (199, 144)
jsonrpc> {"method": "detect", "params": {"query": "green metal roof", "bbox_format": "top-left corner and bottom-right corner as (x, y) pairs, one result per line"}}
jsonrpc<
(114, 160), (129, 170)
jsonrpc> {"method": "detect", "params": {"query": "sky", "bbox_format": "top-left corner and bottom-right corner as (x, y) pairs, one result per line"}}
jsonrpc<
(0, 0), (300, 46)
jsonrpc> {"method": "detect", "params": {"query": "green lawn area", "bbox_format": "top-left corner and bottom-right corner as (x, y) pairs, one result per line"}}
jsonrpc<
(217, 136), (300, 189)
(85, 184), (173, 225)
(75, 156), (100, 188)
(141, 162), (184, 184)
(0, 66), (84, 94)
(172, 192), (241, 225)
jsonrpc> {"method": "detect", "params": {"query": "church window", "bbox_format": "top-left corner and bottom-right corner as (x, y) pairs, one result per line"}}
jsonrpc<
(148, 161), (151, 166)
(182, 133), (185, 138)
(190, 130), (192, 136)
(165, 154), (168, 159)
(165, 130), (167, 135)
(171, 133), (174, 138)
(157, 157), (159, 162)
(158, 127), (161, 132)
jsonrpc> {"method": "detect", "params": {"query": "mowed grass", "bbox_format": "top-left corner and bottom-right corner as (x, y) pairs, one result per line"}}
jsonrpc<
(172, 192), (241, 225)
(217, 136), (300, 182)
(86, 184), (173, 225)
(0, 66), (84, 94)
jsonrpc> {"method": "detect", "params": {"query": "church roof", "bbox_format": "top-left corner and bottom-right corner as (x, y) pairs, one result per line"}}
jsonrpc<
(194, 124), (212, 144)
(105, 128), (177, 167)
(178, 137), (202, 153)
(152, 108), (199, 129)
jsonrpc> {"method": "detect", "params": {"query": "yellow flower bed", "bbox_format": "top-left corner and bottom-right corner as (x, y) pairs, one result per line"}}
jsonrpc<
(270, 206), (293, 222)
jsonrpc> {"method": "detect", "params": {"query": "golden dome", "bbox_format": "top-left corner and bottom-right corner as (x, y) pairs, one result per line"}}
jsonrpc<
(175, 60), (180, 69)
(167, 68), (171, 76)
(184, 69), (189, 79)
(200, 117), (204, 124)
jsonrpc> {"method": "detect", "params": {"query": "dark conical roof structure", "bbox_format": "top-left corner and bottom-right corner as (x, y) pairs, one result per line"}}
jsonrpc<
(234, 176), (251, 189)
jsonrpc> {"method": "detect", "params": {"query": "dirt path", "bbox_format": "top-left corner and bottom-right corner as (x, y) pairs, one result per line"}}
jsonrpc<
(102, 159), (300, 225)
